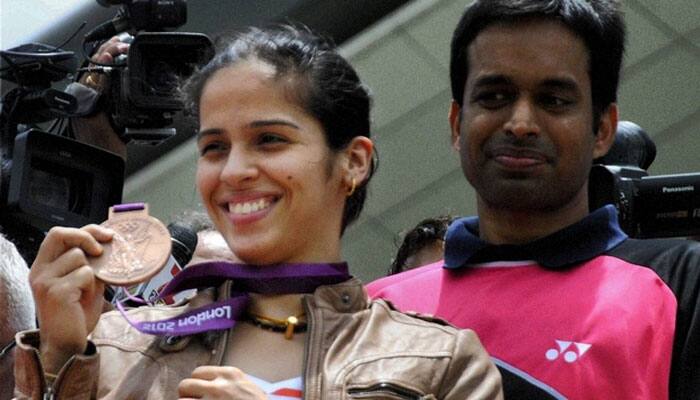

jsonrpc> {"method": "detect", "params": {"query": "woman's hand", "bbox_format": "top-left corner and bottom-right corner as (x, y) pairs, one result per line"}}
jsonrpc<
(178, 366), (268, 399)
(29, 225), (113, 374)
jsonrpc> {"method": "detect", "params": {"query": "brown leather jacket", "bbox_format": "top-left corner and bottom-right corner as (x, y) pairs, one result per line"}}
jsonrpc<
(14, 278), (503, 399)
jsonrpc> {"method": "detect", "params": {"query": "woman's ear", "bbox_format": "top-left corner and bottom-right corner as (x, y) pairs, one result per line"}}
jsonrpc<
(341, 136), (374, 186)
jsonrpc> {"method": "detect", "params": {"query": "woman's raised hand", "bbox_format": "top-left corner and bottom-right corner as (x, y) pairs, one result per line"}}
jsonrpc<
(178, 366), (268, 400)
(29, 225), (114, 374)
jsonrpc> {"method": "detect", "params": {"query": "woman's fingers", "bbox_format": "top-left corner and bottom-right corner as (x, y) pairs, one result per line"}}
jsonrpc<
(178, 366), (267, 399)
(32, 225), (112, 268)
(190, 365), (245, 381)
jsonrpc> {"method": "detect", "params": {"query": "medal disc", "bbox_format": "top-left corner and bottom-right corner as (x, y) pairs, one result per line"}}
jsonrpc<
(89, 204), (171, 287)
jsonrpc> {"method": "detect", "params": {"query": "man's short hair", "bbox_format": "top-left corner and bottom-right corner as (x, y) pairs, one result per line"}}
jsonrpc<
(450, 0), (625, 121)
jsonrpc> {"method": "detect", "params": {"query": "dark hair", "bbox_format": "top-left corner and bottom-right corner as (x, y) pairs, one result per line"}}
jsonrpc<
(450, 0), (625, 123)
(389, 216), (454, 275)
(181, 25), (376, 233)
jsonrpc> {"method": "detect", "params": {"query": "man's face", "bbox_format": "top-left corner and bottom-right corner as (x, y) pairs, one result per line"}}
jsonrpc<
(450, 19), (615, 214)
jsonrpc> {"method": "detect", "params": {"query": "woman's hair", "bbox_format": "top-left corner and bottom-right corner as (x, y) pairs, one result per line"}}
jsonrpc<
(181, 24), (376, 233)
(388, 215), (455, 275)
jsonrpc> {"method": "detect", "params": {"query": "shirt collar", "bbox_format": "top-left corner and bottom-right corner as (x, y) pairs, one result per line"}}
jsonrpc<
(444, 204), (627, 269)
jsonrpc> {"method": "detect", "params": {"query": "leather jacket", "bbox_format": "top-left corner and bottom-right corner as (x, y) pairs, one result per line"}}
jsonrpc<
(14, 278), (503, 399)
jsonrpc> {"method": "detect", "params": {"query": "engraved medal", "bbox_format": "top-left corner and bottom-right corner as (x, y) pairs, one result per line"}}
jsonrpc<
(90, 203), (171, 286)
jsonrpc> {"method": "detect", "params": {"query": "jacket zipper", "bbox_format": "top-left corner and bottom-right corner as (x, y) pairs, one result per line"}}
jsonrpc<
(347, 382), (425, 399)
(214, 280), (234, 366)
(43, 386), (54, 400)
(302, 295), (319, 399)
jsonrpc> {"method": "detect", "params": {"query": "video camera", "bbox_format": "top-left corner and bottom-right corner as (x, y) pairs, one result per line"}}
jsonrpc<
(0, 0), (213, 261)
(0, 41), (125, 261)
(589, 121), (700, 238)
(85, 0), (214, 144)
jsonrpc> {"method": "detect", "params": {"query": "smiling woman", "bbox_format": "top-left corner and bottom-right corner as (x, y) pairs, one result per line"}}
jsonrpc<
(193, 59), (360, 265)
(14, 25), (503, 399)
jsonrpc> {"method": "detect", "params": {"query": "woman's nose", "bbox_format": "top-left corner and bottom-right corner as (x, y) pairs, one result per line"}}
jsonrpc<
(220, 148), (259, 185)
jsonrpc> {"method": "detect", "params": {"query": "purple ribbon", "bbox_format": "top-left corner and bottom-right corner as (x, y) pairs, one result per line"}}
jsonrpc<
(116, 261), (350, 336)
(113, 202), (145, 212)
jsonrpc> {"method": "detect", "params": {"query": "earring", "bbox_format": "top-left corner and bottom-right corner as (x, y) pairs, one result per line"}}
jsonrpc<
(347, 177), (357, 197)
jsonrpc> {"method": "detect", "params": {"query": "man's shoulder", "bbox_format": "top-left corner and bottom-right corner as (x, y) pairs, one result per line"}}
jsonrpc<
(366, 261), (445, 314)
(366, 261), (444, 295)
(608, 237), (700, 273)
(606, 237), (700, 306)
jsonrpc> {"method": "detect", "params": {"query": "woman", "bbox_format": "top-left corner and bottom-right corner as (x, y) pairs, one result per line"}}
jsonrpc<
(15, 26), (502, 399)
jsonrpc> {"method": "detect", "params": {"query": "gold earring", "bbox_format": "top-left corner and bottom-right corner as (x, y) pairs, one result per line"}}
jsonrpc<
(347, 177), (357, 197)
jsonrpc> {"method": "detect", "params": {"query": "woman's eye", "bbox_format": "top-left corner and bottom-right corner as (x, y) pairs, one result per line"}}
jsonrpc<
(199, 142), (226, 156)
(258, 133), (288, 146)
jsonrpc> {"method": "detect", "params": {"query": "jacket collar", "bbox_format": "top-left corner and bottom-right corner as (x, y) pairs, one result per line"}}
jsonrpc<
(216, 277), (368, 314)
(444, 205), (627, 269)
(305, 277), (368, 313)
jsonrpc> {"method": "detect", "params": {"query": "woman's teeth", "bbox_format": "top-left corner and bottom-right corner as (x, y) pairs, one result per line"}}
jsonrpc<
(229, 198), (271, 215)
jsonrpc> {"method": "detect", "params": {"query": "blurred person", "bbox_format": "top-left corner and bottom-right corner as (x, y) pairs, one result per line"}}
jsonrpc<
(388, 216), (453, 275)
(0, 233), (35, 399)
(369, 1), (700, 399)
(169, 209), (240, 266)
(13, 25), (502, 399)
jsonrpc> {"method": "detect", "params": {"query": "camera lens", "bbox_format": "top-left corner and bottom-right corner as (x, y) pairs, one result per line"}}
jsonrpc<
(29, 169), (71, 211)
(28, 160), (90, 216)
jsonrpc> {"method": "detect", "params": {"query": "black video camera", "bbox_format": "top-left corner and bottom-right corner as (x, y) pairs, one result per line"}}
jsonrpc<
(85, 0), (214, 144)
(589, 121), (700, 238)
(0, 43), (124, 261)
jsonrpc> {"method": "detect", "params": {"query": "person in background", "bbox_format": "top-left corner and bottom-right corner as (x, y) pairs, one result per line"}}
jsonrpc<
(0, 233), (35, 399)
(368, 0), (700, 399)
(169, 209), (241, 266)
(388, 215), (453, 275)
(14, 25), (502, 399)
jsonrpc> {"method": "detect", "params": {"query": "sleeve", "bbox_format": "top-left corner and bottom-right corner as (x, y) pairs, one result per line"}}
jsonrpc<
(665, 242), (700, 400)
(438, 328), (504, 400)
(13, 330), (99, 400)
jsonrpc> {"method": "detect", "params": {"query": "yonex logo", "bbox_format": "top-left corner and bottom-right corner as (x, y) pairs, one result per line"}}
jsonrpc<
(545, 340), (591, 363)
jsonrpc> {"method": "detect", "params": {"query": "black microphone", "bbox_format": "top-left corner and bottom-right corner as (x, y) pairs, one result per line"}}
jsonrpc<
(594, 121), (656, 170)
(84, 9), (131, 42)
(167, 221), (198, 267)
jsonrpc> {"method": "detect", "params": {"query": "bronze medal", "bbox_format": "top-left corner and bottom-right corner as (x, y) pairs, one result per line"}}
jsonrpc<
(89, 203), (171, 286)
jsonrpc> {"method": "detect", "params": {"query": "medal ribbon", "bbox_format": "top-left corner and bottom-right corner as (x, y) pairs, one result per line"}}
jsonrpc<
(115, 261), (350, 336)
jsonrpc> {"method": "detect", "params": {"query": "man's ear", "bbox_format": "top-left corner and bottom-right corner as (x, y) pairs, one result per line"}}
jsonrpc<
(448, 100), (462, 151)
(341, 136), (374, 186)
(593, 103), (618, 159)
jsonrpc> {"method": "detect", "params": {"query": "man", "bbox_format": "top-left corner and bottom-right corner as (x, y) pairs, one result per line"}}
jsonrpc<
(0, 233), (36, 399)
(368, 1), (700, 399)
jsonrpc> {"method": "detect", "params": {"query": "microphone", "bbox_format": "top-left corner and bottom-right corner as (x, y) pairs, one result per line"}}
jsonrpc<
(167, 221), (198, 267)
(594, 121), (656, 170)
(109, 221), (198, 305)
(84, 9), (131, 42)
(84, 1), (188, 43)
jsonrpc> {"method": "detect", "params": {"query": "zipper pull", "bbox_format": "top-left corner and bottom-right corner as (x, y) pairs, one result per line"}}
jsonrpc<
(43, 386), (55, 400)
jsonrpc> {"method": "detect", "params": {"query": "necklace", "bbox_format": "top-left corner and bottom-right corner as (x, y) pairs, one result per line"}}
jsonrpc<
(247, 312), (307, 340)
